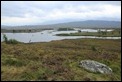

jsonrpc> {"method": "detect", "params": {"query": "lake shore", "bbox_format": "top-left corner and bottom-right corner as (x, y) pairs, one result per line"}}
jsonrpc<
(1, 29), (121, 43)
(56, 29), (121, 37)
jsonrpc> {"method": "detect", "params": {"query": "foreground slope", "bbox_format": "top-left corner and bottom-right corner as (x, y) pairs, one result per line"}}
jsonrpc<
(1, 39), (121, 81)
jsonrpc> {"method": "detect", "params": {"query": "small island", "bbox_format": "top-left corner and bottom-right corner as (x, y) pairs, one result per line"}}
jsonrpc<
(56, 29), (121, 37)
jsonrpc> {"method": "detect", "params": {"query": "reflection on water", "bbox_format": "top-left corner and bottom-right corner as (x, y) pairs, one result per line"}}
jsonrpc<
(1, 29), (121, 43)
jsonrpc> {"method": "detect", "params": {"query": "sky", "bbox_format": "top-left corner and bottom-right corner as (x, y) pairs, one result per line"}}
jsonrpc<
(1, 1), (121, 26)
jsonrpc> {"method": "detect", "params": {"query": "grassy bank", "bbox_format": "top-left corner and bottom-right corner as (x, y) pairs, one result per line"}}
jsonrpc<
(56, 29), (121, 37)
(1, 39), (121, 81)
(57, 28), (75, 31)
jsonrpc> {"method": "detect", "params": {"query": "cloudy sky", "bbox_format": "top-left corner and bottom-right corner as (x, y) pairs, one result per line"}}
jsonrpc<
(1, 1), (121, 26)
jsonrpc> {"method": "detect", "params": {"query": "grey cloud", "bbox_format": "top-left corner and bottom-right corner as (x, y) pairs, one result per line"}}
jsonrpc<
(1, 1), (121, 25)
(2, 1), (121, 17)
(2, 2), (27, 17)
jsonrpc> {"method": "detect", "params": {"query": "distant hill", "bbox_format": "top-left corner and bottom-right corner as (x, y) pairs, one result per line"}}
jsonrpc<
(1, 20), (121, 30)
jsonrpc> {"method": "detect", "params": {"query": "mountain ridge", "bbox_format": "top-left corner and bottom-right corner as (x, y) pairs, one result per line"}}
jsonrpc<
(1, 20), (121, 29)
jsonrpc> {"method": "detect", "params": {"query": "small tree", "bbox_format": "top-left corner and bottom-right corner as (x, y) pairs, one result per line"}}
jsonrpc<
(3, 34), (8, 43)
(13, 30), (15, 33)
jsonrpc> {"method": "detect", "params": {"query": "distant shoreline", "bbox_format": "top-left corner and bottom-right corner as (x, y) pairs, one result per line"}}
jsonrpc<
(1, 28), (121, 33)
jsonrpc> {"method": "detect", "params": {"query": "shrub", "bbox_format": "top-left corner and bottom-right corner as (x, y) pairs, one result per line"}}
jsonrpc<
(91, 46), (97, 51)
(7, 39), (20, 44)
(3, 34), (8, 43)
(3, 34), (20, 44)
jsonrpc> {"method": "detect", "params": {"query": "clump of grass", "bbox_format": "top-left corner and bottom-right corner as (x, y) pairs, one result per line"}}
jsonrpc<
(20, 66), (55, 81)
(20, 72), (34, 81)
(4, 58), (25, 67)
(91, 46), (97, 51)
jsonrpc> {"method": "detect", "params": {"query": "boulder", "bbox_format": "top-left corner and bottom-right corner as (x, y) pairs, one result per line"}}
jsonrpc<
(79, 60), (112, 74)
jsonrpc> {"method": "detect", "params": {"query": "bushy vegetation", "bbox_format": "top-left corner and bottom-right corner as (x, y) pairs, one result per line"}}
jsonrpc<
(1, 39), (121, 81)
(56, 29), (121, 37)
(7, 39), (20, 44)
(3, 34), (20, 44)
(3, 34), (8, 43)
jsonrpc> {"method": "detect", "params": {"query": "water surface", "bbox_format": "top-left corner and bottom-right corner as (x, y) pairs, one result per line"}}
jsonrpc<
(1, 29), (120, 43)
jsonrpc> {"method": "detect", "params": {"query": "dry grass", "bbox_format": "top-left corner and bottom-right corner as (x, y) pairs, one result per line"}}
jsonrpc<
(1, 38), (121, 81)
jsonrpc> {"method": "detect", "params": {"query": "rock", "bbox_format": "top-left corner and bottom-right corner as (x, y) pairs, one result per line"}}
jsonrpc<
(79, 60), (112, 74)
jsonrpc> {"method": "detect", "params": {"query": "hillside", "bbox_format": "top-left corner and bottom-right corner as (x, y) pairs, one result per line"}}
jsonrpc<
(1, 38), (121, 81)
(1, 20), (121, 30)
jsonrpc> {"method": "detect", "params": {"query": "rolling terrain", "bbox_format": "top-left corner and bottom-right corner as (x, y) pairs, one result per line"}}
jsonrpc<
(1, 38), (121, 81)
(1, 20), (121, 30)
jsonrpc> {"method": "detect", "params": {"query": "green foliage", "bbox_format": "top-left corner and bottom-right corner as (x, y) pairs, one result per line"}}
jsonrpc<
(7, 39), (20, 44)
(3, 34), (20, 44)
(3, 34), (8, 43)
(56, 29), (121, 37)
(4, 58), (25, 67)
(21, 72), (34, 81)
(101, 31), (107, 35)
(91, 46), (97, 51)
